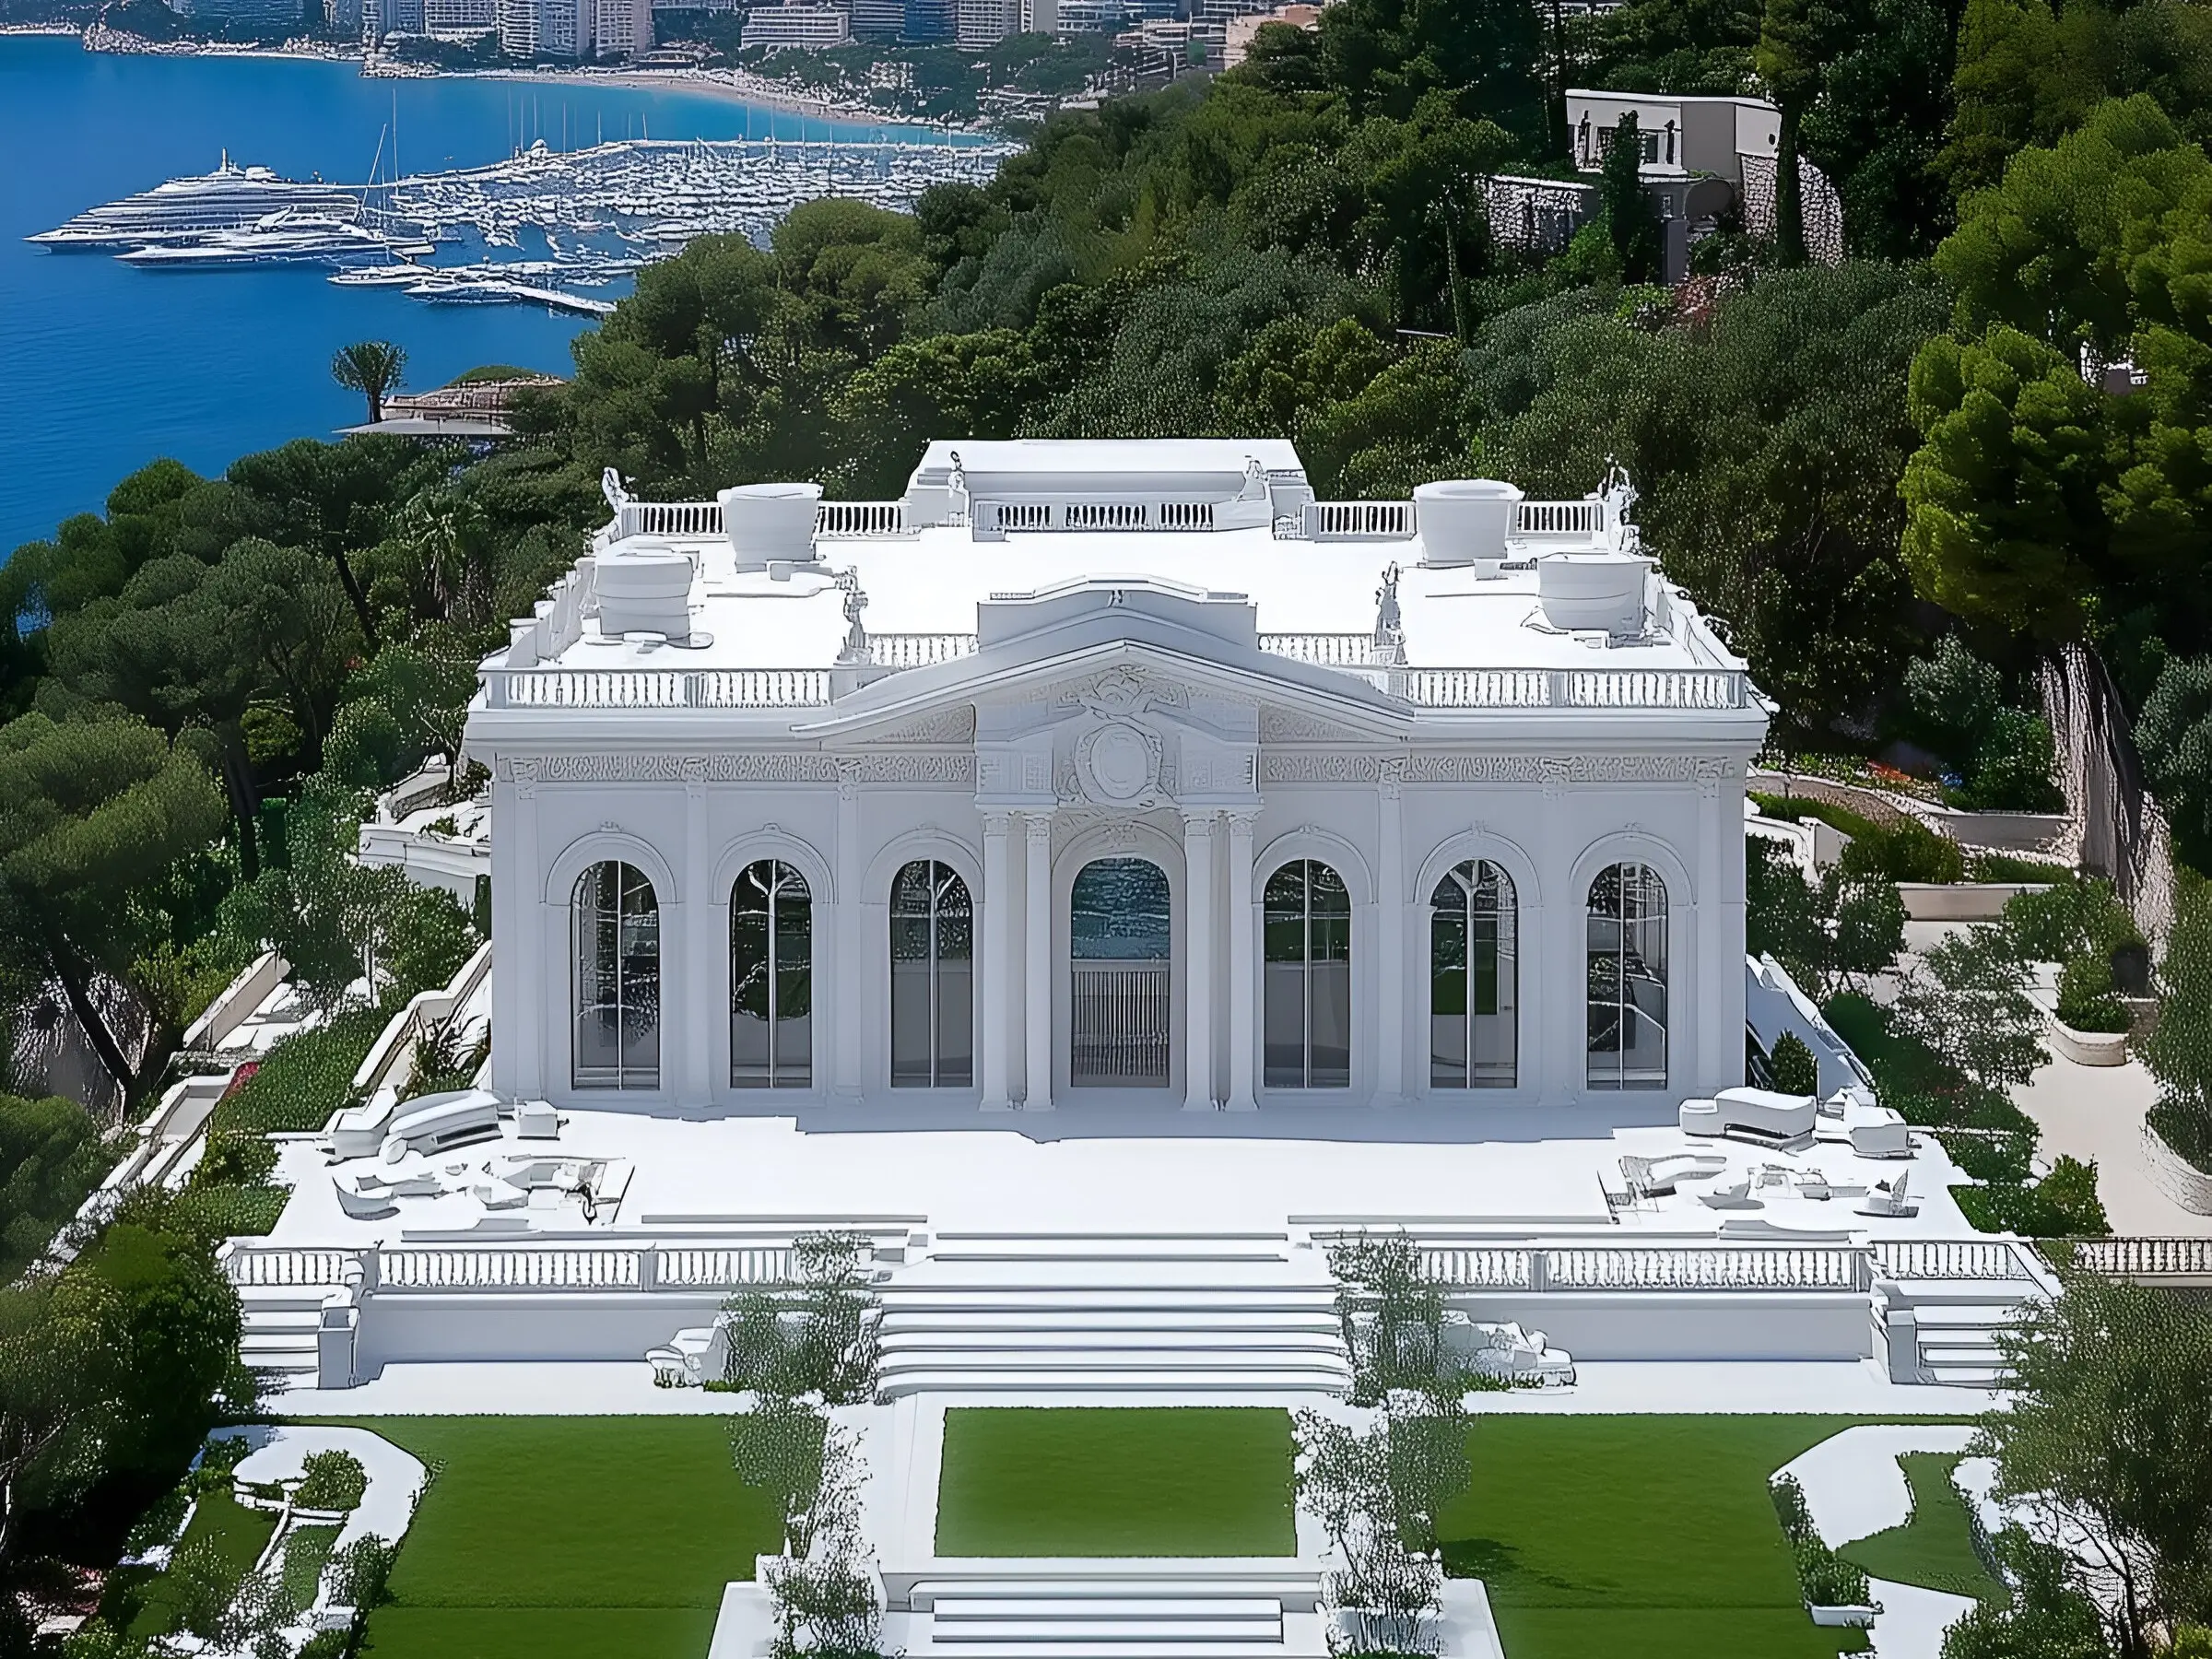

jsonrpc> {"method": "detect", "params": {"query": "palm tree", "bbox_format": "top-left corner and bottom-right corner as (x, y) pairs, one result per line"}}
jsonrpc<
(332, 340), (407, 425)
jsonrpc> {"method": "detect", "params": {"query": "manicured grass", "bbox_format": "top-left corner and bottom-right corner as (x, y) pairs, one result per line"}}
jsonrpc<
(109, 1488), (278, 1641)
(935, 1407), (1297, 1558)
(1435, 1417), (1947, 1659)
(335, 1417), (784, 1659)
(1841, 1453), (2005, 1604)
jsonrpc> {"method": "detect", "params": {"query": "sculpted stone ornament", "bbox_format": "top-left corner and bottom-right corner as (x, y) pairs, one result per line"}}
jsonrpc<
(1075, 721), (1164, 806)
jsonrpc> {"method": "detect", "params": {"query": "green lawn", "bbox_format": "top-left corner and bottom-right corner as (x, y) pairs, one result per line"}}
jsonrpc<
(106, 1487), (278, 1641)
(1436, 1417), (1943, 1659)
(338, 1417), (784, 1659)
(935, 1407), (1297, 1558)
(1841, 1453), (2005, 1604)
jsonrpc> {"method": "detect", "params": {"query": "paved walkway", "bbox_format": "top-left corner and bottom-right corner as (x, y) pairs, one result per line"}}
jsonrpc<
(2011, 1053), (2212, 1236)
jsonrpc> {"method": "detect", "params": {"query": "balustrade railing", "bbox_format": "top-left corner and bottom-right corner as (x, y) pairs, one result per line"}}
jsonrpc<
(1872, 1240), (2038, 1282)
(222, 1246), (359, 1288)
(1417, 1242), (1870, 1292)
(817, 500), (910, 537)
(222, 1240), (828, 1294)
(1513, 500), (1601, 539)
(656, 1245), (797, 1288)
(1398, 669), (1554, 707)
(1309, 500), (1417, 540)
(1259, 633), (1378, 666)
(1395, 667), (1747, 710)
(1070, 961), (1171, 1087)
(380, 1247), (644, 1290)
(2064, 1237), (2212, 1278)
(868, 632), (980, 668)
(484, 667), (833, 709)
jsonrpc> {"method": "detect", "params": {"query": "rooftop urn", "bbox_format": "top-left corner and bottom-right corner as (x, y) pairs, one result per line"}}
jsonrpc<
(594, 537), (694, 640)
(1414, 478), (1522, 570)
(1536, 548), (1653, 635)
(720, 480), (823, 571)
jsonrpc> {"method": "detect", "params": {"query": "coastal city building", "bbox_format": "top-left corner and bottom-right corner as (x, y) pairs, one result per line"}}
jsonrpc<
(956, 0), (1020, 44)
(594, 0), (655, 56)
(852, 0), (905, 36)
(739, 1), (853, 48)
(1220, 0), (1316, 68)
(167, 0), (308, 22)
(423, 0), (497, 35)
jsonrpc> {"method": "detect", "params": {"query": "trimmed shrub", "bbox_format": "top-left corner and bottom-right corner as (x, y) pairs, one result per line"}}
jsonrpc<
(2055, 956), (2131, 1033)
(212, 1007), (389, 1136)
(293, 1450), (368, 1512)
(1768, 1032), (1819, 1096)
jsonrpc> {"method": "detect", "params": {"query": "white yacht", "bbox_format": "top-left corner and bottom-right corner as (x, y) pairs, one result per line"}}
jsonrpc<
(29, 154), (369, 252)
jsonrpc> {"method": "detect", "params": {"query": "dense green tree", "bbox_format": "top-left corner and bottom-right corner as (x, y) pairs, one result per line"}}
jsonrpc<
(1595, 112), (1662, 282)
(1900, 326), (2110, 640)
(1745, 837), (1906, 996)
(1939, 1528), (2117, 1659)
(1587, 0), (1759, 95)
(1799, 0), (1955, 256)
(0, 713), (226, 1106)
(831, 330), (1047, 498)
(1892, 924), (2047, 1091)
(2136, 656), (2212, 872)
(1980, 1272), (2212, 1654)
(1941, 0), (2065, 198)
(1316, 0), (1546, 143)
(0, 1093), (105, 1281)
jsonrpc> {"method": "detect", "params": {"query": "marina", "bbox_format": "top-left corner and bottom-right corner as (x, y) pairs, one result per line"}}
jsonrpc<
(29, 133), (1015, 313)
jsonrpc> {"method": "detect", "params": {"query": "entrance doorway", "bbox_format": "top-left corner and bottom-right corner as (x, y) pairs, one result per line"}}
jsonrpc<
(1069, 856), (1171, 1088)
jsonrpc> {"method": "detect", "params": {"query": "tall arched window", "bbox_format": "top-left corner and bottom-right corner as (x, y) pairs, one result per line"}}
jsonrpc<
(1587, 861), (1668, 1089)
(1264, 860), (1351, 1089)
(573, 861), (659, 1089)
(732, 860), (812, 1088)
(890, 859), (973, 1088)
(1430, 860), (1517, 1088)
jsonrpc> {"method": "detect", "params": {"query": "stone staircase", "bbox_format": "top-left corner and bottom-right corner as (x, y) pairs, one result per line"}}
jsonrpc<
(874, 1233), (1352, 1399)
(1877, 1279), (2029, 1387)
(883, 1564), (1329, 1659)
(236, 1282), (335, 1382)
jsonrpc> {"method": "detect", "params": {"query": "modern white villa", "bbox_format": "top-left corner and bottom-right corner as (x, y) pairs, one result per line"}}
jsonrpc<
(470, 439), (1760, 1117)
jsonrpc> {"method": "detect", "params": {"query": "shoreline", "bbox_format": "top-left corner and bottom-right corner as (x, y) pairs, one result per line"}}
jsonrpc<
(38, 29), (1002, 135)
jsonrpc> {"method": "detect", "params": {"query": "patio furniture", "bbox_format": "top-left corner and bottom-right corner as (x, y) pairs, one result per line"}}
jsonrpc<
(1698, 1176), (1761, 1210)
(1468, 1322), (1574, 1386)
(383, 1089), (502, 1159)
(1679, 1087), (1819, 1146)
(334, 1164), (447, 1218)
(1618, 1151), (1728, 1202)
(329, 1091), (403, 1160)
(514, 1099), (560, 1140)
(1853, 1171), (1917, 1218)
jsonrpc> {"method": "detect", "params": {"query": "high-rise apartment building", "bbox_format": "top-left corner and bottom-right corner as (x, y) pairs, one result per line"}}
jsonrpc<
(955, 0), (1018, 43)
(594, 0), (653, 55)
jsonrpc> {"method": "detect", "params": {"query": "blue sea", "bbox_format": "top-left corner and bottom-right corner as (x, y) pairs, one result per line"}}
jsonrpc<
(0, 35), (970, 554)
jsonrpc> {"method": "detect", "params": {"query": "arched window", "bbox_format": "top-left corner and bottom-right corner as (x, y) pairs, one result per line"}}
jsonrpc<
(1070, 857), (1171, 1088)
(890, 859), (973, 1088)
(1430, 860), (1517, 1089)
(1587, 862), (1668, 1089)
(732, 860), (812, 1088)
(1264, 860), (1351, 1089)
(573, 861), (659, 1089)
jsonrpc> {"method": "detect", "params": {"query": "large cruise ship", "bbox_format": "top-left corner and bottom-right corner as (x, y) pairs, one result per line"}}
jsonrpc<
(27, 154), (371, 252)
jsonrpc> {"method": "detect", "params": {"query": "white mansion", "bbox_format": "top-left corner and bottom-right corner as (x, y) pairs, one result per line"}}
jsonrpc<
(466, 440), (1768, 1116)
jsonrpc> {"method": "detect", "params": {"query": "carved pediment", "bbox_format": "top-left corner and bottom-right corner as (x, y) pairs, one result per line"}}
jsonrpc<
(869, 706), (977, 745)
(1259, 705), (1375, 745)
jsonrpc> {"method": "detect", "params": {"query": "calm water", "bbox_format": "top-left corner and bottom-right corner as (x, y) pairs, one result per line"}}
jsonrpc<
(0, 36), (966, 553)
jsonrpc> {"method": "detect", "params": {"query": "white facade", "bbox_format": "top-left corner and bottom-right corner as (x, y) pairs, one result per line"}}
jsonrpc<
(739, 2), (852, 46)
(465, 440), (1768, 1122)
(594, 0), (653, 55)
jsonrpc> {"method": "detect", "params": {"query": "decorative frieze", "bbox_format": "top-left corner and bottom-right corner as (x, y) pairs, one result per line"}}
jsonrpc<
(1265, 751), (1743, 786)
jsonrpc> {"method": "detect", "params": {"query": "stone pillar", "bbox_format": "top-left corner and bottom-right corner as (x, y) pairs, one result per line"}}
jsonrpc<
(503, 767), (544, 1098)
(1023, 812), (1053, 1111)
(683, 761), (713, 1103)
(1375, 758), (1406, 1106)
(1182, 810), (1218, 1111)
(980, 811), (1015, 1111)
(835, 760), (865, 1102)
(1224, 810), (1257, 1111)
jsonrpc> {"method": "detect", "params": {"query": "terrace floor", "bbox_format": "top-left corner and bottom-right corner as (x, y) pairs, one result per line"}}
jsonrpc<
(264, 1099), (1983, 1246)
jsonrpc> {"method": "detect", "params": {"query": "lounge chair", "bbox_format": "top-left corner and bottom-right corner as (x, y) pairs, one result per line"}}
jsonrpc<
(384, 1088), (502, 1158)
(1680, 1087), (1819, 1145)
(1618, 1152), (1728, 1201)
(334, 1165), (446, 1218)
(1853, 1170), (1917, 1218)
(1698, 1176), (1761, 1211)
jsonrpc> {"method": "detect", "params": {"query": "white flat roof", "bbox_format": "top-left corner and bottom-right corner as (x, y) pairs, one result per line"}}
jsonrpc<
(548, 525), (1732, 677)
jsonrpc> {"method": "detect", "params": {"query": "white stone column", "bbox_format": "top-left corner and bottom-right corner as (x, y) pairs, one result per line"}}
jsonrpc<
(502, 768), (544, 1098)
(683, 763), (713, 1103)
(1182, 810), (1218, 1111)
(1375, 759), (1406, 1107)
(1223, 810), (1258, 1111)
(1023, 812), (1053, 1110)
(835, 761), (865, 1102)
(980, 810), (1015, 1110)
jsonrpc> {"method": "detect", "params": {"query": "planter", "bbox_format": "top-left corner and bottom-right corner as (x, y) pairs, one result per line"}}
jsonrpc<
(2045, 1009), (2129, 1067)
(1414, 478), (1520, 568)
(2143, 1117), (2212, 1216)
(1806, 1602), (1879, 1628)
(1895, 881), (2053, 922)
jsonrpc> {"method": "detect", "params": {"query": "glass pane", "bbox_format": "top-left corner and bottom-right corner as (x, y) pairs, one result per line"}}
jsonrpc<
(1071, 859), (1171, 961)
(936, 956), (973, 1086)
(574, 862), (657, 1089)
(1264, 962), (1304, 1088)
(1309, 959), (1351, 1088)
